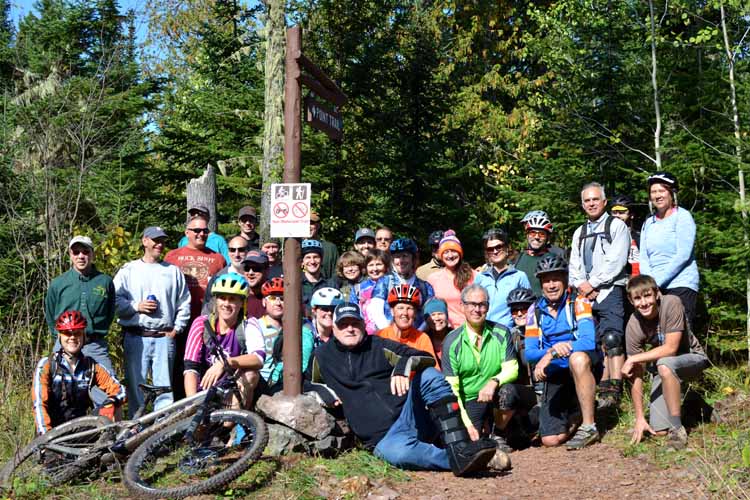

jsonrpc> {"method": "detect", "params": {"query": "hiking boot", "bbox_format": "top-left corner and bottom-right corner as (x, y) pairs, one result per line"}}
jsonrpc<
(596, 390), (621, 410)
(488, 448), (512, 471)
(429, 398), (497, 476)
(665, 426), (688, 451)
(489, 433), (513, 454)
(566, 425), (600, 450)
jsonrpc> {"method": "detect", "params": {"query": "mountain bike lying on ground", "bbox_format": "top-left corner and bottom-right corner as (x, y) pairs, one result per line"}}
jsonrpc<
(1, 326), (268, 499)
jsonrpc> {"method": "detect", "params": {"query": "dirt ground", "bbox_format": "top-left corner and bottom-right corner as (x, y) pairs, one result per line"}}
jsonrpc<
(384, 443), (706, 500)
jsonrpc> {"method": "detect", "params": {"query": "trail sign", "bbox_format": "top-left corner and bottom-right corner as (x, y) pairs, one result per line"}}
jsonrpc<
(305, 97), (343, 141)
(270, 182), (311, 238)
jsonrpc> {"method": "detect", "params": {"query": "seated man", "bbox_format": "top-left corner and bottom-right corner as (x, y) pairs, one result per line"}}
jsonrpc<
(377, 284), (437, 359)
(442, 284), (535, 453)
(524, 254), (601, 449)
(622, 274), (709, 450)
(184, 273), (264, 409)
(33, 311), (125, 435)
(306, 303), (500, 477)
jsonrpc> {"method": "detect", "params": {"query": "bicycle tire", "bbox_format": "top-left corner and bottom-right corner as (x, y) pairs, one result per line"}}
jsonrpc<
(123, 409), (268, 499)
(0, 415), (110, 490)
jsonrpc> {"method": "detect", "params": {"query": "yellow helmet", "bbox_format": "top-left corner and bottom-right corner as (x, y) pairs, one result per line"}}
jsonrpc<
(211, 273), (249, 299)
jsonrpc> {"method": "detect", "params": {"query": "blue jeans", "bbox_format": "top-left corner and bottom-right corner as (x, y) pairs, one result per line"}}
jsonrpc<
(53, 335), (113, 373)
(124, 333), (175, 418)
(373, 368), (454, 471)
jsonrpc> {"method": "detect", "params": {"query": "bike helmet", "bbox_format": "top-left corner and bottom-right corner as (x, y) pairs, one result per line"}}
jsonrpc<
(387, 284), (422, 307)
(428, 230), (444, 248)
(261, 277), (284, 296)
(524, 212), (554, 233)
(610, 194), (634, 210)
(482, 228), (509, 244)
(507, 287), (536, 308)
(211, 273), (249, 298)
(389, 238), (418, 255)
(521, 210), (549, 223)
(535, 253), (568, 277)
(311, 287), (343, 307)
(647, 171), (678, 191)
(301, 239), (323, 256)
(56, 310), (87, 332)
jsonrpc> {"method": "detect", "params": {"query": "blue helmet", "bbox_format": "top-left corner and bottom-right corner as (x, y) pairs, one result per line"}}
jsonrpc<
(301, 239), (323, 256)
(389, 238), (418, 255)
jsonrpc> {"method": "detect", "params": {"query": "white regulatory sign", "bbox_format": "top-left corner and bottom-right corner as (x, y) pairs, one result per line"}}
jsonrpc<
(270, 183), (311, 238)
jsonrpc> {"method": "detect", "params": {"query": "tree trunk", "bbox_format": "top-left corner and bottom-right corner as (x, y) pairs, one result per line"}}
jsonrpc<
(259, 0), (286, 242)
(720, 2), (750, 368)
(648, 0), (662, 168)
(186, 164), (218, 231)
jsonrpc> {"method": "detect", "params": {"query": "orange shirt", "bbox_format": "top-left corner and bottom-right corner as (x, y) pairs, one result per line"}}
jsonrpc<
(377, 324), (438, 362)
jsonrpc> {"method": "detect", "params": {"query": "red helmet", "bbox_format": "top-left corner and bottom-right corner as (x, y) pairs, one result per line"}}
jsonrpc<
(56, 310), (87, 332)
(261, 277), (284, 297)
(387, 284), (421, 307)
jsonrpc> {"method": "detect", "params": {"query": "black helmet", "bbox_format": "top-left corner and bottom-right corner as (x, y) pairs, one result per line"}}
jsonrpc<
(482, 228), (509, 244)
(507, 287), (535, 308)
(647, 172), (678, 191)
(428, 230), (444, 248)
(535, 253), (568, 277)
(610, 194), (634, 209)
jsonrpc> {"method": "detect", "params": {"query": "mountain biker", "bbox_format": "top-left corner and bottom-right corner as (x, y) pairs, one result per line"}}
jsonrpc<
(377, 284), (437, 360)
(183, 273), (265, 409)
(33, 310), (126, 435)
(514, 211), (566, 296)
(610, 194), (641, 277)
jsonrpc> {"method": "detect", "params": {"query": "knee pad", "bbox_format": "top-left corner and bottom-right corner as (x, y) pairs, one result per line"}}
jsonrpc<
(602, 332), (624, 357)
(496, 384), (519, 411)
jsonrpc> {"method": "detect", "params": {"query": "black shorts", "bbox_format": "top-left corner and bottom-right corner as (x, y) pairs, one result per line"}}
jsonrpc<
(463, 383), (540, 430)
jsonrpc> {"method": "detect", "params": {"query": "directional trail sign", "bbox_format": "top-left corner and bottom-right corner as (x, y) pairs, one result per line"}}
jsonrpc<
(270, 183), (311, 238)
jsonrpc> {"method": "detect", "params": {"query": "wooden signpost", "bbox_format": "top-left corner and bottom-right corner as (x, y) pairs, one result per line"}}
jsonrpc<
(282, 26), (347, 396)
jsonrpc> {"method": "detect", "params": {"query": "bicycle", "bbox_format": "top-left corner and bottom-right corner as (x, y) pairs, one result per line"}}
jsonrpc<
(1, 326), (268, 499)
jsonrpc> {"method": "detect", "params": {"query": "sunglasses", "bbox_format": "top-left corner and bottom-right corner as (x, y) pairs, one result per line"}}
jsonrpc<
(316, 306), (336, 313)
(485, 243), (506, 253)
(511, 307), (529, 315)
(71, 248), (91, 256)
(187, 228), (209, 235)
(463, 301), (489, 310)
(229, 246), (247, 253)
(265, 295), (283, 303)
(610, 209), (629, 215)
(244, 264), (265, 273)
(527, 230), (547, 238)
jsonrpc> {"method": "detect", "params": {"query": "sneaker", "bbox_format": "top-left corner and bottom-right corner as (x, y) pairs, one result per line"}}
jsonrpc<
(566, 426), (600, 450)
(665, 426), (688, 451)
(488, 448), (512, 471)
(489, 433), (513, 453)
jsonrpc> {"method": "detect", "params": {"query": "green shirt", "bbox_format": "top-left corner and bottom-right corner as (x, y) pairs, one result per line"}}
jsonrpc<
(442, 321), (518, 403)
(45, 267), (116, 338)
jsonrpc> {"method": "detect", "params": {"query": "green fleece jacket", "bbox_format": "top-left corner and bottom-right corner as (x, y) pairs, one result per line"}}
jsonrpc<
(45, 267), (116, 338)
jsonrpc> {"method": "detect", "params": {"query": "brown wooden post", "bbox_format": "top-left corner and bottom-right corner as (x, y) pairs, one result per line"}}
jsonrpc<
(282, 26), (303, 396)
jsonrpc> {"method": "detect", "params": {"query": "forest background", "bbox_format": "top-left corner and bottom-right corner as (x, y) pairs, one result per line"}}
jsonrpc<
(0, 0), (749, 454)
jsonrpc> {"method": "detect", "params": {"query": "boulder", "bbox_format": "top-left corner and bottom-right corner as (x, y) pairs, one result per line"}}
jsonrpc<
(256, 393), (336, 440)
(265, 423), (310, 456)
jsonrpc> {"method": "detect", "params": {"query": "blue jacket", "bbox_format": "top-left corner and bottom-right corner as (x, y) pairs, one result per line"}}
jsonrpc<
(475, 266), (531, 329)
(639, 207), (699, 292)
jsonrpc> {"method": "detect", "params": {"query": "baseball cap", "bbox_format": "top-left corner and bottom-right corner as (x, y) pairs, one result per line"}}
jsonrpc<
(188, 203), (210, 216)
(243, 250), (269, 266)
(238, 206), (257, 219)
(333, 302), (363, 326)
(354, 227), (376, 242)
(143, 226), (167, 240)
(68, 236), (94, 250)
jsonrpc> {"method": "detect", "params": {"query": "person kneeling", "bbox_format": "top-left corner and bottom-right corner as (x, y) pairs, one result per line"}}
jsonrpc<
(33, 311), (126, 435)
(184, 273), (264, 409)
(307, 303), (500, 476)
(524, 255), (602, 450)
(622, 275), (709, 450)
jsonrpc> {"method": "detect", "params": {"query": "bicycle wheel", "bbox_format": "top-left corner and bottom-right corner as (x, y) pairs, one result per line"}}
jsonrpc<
(0, 415), (110, 490)
(124, 409), (268, 499)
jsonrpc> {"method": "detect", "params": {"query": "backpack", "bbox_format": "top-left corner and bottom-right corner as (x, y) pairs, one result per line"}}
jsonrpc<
(577, 216), (614, 257)
(47, 351), (97, 420)
(202, 317), (248, 354)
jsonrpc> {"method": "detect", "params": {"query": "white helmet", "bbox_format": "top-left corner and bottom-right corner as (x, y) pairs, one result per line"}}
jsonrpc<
(311, 287), (343, 307)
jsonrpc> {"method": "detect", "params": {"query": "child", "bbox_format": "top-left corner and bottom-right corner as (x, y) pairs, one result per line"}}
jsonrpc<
(33, 310), (125, 435)
(622, 274), (709, 450)
(337, 251), (365, 302)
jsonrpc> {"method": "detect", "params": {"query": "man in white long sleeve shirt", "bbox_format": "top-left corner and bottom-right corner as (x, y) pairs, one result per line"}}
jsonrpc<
(569, 182), (630, 408)
(114, 226), (191, 416)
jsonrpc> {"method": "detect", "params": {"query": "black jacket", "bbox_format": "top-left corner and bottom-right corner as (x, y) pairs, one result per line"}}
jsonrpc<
(305, 335), (434, 449)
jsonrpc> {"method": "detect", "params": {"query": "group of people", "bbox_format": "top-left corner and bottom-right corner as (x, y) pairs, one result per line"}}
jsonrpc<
(33, 171), (709, 477)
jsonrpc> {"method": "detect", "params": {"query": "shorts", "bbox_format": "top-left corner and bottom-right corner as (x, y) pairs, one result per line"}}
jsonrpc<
(463, 383), (539, 430)
(649, 353), (709, 431)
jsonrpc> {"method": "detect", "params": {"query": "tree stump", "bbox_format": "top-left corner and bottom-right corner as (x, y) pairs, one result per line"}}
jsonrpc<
(186, 164), (218, 231)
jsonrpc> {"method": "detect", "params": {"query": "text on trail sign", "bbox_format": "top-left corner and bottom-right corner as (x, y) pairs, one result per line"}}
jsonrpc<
(305, 97), (343, 142)
(270, 183), (311, 238)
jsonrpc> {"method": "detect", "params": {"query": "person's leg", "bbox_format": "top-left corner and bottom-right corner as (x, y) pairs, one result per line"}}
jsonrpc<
(569, 352), (596, 427)
(538, 378), (571, 447)
(663, 287), (698, 328)
(152, 336), (175, 411)
(82, 337), (114, 373)
(235, 370), (260, 409)
(595, 288), (626, 404)
(653, 354), (709, 426)
(123, 333), (147, 418)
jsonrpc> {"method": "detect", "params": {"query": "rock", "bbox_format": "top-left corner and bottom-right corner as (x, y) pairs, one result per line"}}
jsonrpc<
(265, 423), (310, 456)
(256, 393), (336, 440)
(488, 449), (512, 471)
(311, 433), (356, 457)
